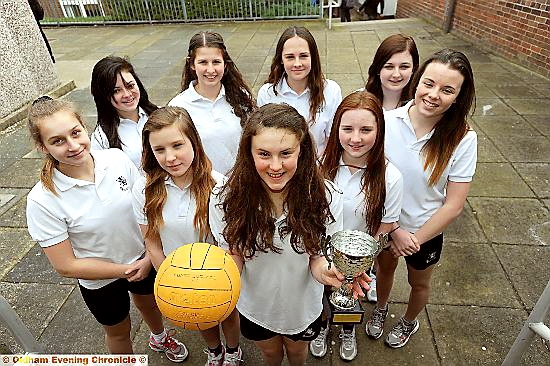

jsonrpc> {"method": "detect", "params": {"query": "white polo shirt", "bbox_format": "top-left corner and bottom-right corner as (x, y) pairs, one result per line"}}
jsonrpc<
(26, 149), (145, 290)
(209, 180), (343, 334)
(257, 78), (342, 155)
(132, 170), (226, 256)
(90, 107), (148, 169)
(168, 84), (242, 175)
(335, 160), (403, 232)
(384, 101), (477, 232)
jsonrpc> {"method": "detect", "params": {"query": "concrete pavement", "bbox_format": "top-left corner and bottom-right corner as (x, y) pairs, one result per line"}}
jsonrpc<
(0, 18), (549, 365)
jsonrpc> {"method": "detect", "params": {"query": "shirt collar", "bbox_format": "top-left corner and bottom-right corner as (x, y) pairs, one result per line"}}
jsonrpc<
(189, 81), (226, 102)
(395, 100), (435, 142)
(52, 150), (107, 192)
(278, 77), (309, 97)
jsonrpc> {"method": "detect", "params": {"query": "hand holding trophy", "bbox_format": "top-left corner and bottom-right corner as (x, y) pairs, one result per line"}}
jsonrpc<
(322, 230), (389, 324)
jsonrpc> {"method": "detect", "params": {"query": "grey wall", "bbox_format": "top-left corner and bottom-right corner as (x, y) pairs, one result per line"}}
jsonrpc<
(0, 0), (59, 118)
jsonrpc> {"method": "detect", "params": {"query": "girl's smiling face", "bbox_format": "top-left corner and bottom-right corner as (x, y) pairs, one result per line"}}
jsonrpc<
(252, 127), (301, 195)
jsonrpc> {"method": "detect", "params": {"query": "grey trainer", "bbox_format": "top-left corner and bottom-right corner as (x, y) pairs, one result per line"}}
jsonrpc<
(339, 327), (357, 361)
(309, 325), (329, 357)
(366, 305), (388, 339)
(385, 317), (419, 348)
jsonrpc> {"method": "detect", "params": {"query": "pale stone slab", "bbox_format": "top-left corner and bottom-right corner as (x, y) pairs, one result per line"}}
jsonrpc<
(0, 281), (72, 354)
(493, 244), (550, 309)
(428, 304), (549, 366)
(0, 228), (35, 280)
(470, 163), (534, 198)
(514, 163), (550, 198)
(469, 198), (549, 245)
(431, 242), (521, 307)
(445, 202), (487, 243)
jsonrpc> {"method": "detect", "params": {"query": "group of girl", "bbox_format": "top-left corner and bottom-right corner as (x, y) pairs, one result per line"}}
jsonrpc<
(25, 25), (477, 366)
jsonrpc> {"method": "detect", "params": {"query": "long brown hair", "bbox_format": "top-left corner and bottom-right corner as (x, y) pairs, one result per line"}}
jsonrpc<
(219, 103), (334, 258)
(180, 31), (256, 126)
(266, 26), (325, 124)
(321, 91), (386, 236)
(409, 49), (476, 186)
(366, 34), (419, 107)
(141, 106), (215, 241)
(28, 97), (86, 196)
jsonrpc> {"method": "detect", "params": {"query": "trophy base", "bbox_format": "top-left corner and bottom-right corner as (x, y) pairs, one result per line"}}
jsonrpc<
(323, 294), (365, 325)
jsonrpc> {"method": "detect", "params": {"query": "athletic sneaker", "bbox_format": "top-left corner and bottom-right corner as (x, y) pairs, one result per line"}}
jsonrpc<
(309, 325), (329, 357)
(149, 329), (189, 362)
(385, 317), (419, 348)
(339, 327), (357, 361)
(222, 346), (243, 366)
(366, 305), (388, 339)
(366, 273), (377, 302)
(203, 348), (224, 366)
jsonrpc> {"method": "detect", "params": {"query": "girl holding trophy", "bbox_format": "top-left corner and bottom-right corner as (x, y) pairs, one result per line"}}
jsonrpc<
(373, 49), (477, 348)
(209, 103), (367, 365)
(319, 91), (403, 361)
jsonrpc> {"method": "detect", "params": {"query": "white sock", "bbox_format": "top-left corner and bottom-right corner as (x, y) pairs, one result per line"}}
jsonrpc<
(152, 328), (167, 343)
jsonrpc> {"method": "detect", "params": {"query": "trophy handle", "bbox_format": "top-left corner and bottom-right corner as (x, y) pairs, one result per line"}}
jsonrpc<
(321, 234), (333, 269)
(375, 232), (389, 256)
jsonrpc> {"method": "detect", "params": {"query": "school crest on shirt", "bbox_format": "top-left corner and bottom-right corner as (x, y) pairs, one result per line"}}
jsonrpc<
(116, 176), (129, 191)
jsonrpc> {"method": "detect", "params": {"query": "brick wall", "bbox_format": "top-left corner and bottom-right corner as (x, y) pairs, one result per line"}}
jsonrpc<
(396, 0), (550, 78)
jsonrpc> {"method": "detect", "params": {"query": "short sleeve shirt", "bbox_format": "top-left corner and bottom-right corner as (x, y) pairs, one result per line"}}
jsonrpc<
(168, 84), (242, 175)
(132, 170), (226, 256)
(26, 149), (144, 290)
(257, 79), (342, 155)
(384, 101), (477, 232)
(209, 180), (343, 334)
(335, 160), (403, 232)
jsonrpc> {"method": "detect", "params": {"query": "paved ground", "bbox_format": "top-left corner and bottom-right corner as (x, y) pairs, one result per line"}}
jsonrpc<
(0, 18), (549, 365)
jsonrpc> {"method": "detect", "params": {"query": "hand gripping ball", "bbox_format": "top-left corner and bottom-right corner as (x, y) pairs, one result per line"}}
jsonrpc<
(154, 242), (241, 330)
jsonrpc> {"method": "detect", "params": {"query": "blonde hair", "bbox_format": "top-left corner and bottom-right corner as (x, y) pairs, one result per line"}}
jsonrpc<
(27, 97), (86, 195)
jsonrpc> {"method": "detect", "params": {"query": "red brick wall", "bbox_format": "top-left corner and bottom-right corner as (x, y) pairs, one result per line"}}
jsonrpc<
(396, 0), (550, 78)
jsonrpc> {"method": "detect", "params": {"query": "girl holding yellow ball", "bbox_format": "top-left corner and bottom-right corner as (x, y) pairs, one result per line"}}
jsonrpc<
(132, 106), (242, 365)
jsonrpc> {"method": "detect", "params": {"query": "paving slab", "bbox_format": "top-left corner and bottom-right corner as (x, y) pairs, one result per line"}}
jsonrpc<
(493, 244), (550, 309)
(430, 242), (521, 308)
(0, 195), (30, 228)
(3, 244), (75, 285)
(469, 197), (549, 245)
(469, 163), (534, 198)
(0, 228), (35, 280)
(0, 281), (73, 354)
(427, 304), (540, 366)
(445, 203), (487, 243)
(514, 163), (550, 198)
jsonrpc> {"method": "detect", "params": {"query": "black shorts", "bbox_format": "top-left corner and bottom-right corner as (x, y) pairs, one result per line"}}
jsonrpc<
(404, 233), (444, 270)
(239, 311), (323, 342)
(79, 268), (156, 326)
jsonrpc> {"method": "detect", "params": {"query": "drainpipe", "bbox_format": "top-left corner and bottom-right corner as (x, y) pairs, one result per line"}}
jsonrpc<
(443, 0), (457, 33)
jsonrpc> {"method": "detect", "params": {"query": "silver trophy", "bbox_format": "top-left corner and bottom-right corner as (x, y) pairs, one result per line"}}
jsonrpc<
(322, 230), (388, 323)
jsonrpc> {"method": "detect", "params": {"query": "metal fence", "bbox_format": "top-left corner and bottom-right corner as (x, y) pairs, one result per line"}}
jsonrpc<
(41, 0), (322, 25)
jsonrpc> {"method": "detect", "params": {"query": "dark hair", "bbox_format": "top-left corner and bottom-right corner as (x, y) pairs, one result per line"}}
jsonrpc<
(180, 31), (256, 127)
(266, 26), (325, 123)
(28, 98), (86, 196)
(321, 91), (386, 235)
(410, 48), (476, 185)
(141, 106), (215, 241)
(91, 56), (157, 149)
(220, 103), (334, 258)
(365, 34), (419, 107)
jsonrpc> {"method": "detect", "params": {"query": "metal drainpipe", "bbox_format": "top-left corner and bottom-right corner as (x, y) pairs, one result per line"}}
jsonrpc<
(443, 0), (457, 33)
